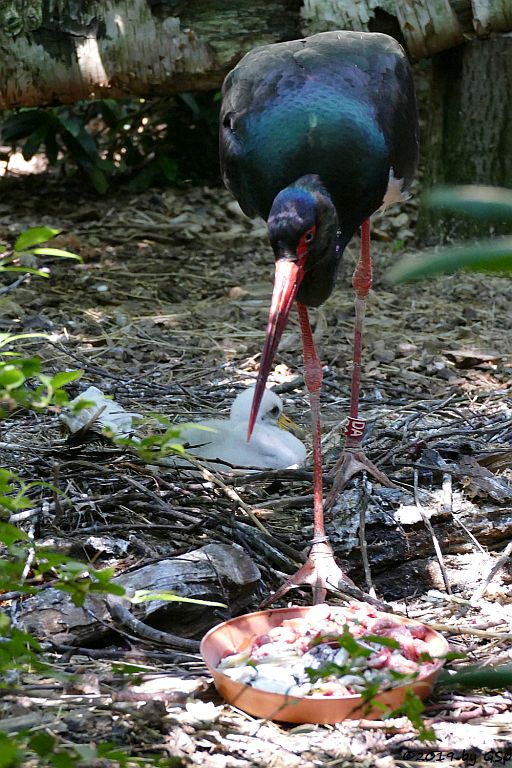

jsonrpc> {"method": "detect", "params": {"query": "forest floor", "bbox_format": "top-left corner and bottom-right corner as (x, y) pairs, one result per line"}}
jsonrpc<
(0, 172), (511, 767)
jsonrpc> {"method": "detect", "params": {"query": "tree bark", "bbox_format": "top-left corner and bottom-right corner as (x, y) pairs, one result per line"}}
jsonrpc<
(418, 34), (512, 241)
(0, 0), (303, 109)
(0, 0), (511, 109)
(20, 542), (260, 645)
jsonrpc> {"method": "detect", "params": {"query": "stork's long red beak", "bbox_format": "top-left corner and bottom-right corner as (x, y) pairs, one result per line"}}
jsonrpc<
(248, 258), (305, 440)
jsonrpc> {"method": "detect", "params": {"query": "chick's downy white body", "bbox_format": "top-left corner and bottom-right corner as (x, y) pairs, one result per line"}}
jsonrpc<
(179, 387), (306, 470)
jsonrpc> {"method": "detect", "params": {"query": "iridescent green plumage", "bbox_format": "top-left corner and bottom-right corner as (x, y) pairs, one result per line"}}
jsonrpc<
(219, 30), (420, 604)
(220, 30), (418, 233)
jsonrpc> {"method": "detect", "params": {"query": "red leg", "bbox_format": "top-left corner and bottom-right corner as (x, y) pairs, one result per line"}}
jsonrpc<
(349, 215), (372, 424)
(260, 302), (353, 606)
(326, 219), (395, 509)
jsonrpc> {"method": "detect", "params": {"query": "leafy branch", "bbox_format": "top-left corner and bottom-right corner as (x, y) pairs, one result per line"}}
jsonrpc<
(388, 186), (512, 282)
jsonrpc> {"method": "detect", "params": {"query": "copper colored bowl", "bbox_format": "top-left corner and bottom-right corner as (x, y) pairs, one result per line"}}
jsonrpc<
(200, 605), (449, 724)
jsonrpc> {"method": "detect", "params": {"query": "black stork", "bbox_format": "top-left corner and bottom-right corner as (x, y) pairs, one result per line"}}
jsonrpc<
(220, 30), (419, 604)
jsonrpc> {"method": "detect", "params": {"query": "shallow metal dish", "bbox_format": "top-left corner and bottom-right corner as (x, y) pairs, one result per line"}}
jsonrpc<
(200, 605), (449, 724)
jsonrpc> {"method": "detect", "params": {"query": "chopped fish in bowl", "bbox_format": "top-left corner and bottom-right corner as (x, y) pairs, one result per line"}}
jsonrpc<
(201, 603), (449, 724)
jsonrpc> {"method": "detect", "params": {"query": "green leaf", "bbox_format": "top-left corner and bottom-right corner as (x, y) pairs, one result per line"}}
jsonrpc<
(48, 751), (77, 768)
(48, 370), (82, 388)
(14, 227), (60, 252)
(158, 155), (178, 182)
(19, 357), (41, 377)
(427, 185), (512, 221)
(443, 651), (467, 662)
(1, 109), (48, 142)
(70, 744), (97, 761)
(59, 116), (98, 156)
(92, 565), (117, 581)
(179, 93), (201, 117)
(52, 559), (90, 577)
(387, 237), (512, 283)
(29, 731), (56, 757)
(437, 664), (512, 690)
(359, 678), (384, 705)
(48, 561), (125, 607)
(362, 634), (400, 650)
(386, 689), (436, 741)
(85, 165), (109, 194)
(0, 522), (31, 545)
(35, 373), (52, 388)
(44, 130), (60, 166)
(0, 365), (25, 390)
(29, 247), (82, 262)
(96, 743), (131, 761)
(98, 99), (123, 128)
(0, 730), (24, 767)
(0, 332), (49, 348)
(59, 121), (102, 184)
(305, 661), (349, 683)
(0, 266), (50, 277)
(50, 390), (71, 407)
(0, 614), (10, 632)
(312, 625), (373, 659)
(127, 163), (158, 192)
(131, 590), (227, 608)
(21, 124), (50, 160)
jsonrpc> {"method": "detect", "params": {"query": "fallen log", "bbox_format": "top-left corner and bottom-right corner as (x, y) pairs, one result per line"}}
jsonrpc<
(19, 543), (260, 647)
(1, 0), (511, 109)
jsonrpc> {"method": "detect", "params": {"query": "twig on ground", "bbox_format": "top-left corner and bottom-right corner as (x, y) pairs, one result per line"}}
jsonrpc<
(106, 596), (200, 653)
(472, 541), (512, 602)
(177, 454), (271, 535)
(0, 274), (30, 295)
(413, 469), (452, 595)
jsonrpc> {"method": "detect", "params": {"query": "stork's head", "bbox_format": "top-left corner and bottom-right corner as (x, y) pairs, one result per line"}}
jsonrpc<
(247, 175), (338, 439)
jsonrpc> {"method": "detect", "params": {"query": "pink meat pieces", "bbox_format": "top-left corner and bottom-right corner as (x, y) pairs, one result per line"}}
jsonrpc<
(409, 624), (428, 640)
(387, 653), (421, 675)
(252, 633), (271, 649)
(378, 625), (417, 659)
(366, 620), (431, 663)
(367, 647), (392, 669)
(365, 616), (401, 634)
(218, 604), (439, 697)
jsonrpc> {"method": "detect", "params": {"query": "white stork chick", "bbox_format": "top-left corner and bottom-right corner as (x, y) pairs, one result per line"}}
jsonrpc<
(179, 387), (306, 470)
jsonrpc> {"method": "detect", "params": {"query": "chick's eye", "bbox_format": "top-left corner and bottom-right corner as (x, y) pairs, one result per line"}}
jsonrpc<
(304, 228), (315, 243)
(269, 406), (280, 418)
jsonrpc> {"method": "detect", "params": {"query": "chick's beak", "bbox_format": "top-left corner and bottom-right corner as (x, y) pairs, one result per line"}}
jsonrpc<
(277, 412), (306, 440)
(248, 257), (305, 440)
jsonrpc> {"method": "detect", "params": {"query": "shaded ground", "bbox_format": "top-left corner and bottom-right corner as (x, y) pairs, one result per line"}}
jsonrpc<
(1, 173), (512, 766)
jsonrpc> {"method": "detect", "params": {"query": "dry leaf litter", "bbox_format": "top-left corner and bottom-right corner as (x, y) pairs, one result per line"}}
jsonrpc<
(0, 172), (511, 766)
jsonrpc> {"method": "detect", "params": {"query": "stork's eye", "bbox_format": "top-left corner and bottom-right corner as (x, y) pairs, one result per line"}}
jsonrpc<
(223, 112), (235, 132)
(269, 405), (280, 418)
(297, 225), (317, 257)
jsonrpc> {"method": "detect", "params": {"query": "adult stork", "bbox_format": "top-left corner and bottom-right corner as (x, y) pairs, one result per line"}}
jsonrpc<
(220, 30), (418, 603)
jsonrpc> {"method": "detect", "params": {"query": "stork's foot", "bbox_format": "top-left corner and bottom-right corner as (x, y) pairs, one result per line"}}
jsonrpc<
(326, 447), (395, 510)
(260, 539), (355, 608)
